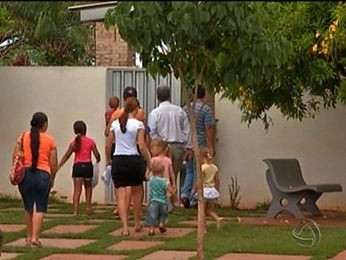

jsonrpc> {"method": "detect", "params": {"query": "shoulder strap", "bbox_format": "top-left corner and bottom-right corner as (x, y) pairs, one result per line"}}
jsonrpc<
(20, 132), (25, 150)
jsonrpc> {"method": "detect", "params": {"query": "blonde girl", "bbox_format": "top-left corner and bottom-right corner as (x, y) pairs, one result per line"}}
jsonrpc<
(191, 148), (223, 230)
(146, 138), (176, 197)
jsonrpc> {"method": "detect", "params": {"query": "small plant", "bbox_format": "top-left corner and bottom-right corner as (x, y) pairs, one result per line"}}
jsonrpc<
(0, 193), (21, 202)
(49, 190), (68, 204)
(255, 198), (270, 211)
(228, 175), (241, 210)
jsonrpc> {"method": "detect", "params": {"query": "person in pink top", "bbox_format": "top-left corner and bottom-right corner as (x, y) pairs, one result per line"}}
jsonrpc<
(58, 120), (101, 216)
(146, 138), (176, 210)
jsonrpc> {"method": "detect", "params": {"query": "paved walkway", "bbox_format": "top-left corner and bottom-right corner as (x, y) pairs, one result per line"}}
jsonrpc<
(1, 208), (346, 259)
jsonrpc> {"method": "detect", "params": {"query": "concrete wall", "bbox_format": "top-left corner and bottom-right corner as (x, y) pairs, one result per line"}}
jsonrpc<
(1, 67), (345, 210)
(0, 67), (107, 203)
(215, 96), (346, 210)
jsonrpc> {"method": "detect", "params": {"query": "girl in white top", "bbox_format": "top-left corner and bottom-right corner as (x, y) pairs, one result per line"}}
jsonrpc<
(106, 97), (150, 236)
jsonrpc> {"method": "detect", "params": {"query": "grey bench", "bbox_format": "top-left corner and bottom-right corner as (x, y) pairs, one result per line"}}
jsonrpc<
(263, 158), (342, 219)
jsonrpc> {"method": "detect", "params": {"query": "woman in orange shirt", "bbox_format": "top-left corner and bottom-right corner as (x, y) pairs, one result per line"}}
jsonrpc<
(12, 112), (58, 247)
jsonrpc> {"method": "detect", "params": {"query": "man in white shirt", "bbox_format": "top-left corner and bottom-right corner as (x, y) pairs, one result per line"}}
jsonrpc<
(148, 85), (191, 205)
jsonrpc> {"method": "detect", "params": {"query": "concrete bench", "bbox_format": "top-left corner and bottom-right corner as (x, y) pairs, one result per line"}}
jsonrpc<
(263, 158), (342, 219)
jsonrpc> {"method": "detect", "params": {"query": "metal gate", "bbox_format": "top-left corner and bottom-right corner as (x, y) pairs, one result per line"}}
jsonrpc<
(105, 67), (182, 204)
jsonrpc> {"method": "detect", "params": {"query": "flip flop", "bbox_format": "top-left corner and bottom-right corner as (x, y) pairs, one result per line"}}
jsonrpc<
(121, 230), (130, 237)
(31, 240), (42, 247)
(134, 223), (143, 232)
(158, 226), (167, 233)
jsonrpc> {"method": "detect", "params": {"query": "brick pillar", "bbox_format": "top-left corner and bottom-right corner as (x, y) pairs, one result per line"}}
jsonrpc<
(95, 22), (135, 66)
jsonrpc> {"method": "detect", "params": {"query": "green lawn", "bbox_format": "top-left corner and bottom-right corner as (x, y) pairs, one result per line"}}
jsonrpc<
(0, 195), (345, 260)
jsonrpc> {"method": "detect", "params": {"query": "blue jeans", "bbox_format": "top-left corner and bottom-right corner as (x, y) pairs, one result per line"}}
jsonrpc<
(180, 158), (196, 199)
(18, 168), (51, 213)
(146, 201), (168, 227)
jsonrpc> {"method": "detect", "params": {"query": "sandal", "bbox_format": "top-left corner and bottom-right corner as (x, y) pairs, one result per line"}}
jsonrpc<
(216, 217), (224, 230)
(31, 240), (42, 247)
(25, 238), (31, 247)
(134, 223), (143, 233)
(121, 230), (130, 237)
(158, 226), (167, 233)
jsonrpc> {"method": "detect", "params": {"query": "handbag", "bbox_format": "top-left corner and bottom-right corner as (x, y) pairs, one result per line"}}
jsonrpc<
(92, 162), (99, 188)
(101, 165), (112, 186)
(10, 132), (25, 186)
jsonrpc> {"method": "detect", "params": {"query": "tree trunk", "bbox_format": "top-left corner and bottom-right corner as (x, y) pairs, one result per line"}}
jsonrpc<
(180, 78), (206, 260)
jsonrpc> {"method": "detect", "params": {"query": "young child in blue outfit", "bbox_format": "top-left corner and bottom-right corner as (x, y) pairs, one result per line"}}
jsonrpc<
(145, 160), (173, 236)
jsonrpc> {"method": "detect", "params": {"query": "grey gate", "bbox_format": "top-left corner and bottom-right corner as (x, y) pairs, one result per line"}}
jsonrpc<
(105, 67), (182, 204)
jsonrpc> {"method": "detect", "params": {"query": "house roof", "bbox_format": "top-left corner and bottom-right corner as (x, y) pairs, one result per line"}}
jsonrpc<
(68, 1), (118, 22)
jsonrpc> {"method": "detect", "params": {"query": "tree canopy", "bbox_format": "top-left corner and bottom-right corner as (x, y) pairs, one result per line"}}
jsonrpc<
(105, 1), (346, 129)
(0, 1), (94, 66)
(104, 3), (346, 257)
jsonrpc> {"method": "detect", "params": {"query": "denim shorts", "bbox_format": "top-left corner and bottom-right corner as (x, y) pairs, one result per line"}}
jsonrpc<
(145, 201), (168, 227)
(18, 168), (51, 213)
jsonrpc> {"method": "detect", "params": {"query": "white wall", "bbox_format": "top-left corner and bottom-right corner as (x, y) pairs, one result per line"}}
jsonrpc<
(215, 95), (346, 209)
(0, 67), (107, 203)
(1, 67), (345, 210)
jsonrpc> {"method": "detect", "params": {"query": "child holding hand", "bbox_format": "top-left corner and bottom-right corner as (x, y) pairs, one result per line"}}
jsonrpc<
(58, 121), (101, 216)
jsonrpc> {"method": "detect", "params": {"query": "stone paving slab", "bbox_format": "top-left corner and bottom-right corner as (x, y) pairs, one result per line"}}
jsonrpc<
(237, 212), (346, 228)
(42, 224), (98, 234)
(215, 253), (310, 260)
(110, 227), (195, 238)
(179, 219), (229, 226)
(139, 250), (196, 260)
(92, 205), (115, 209)
(0, 252), (22, 259)
(330, 250), (346, 260)
(40, 254), (127, 260)
(5, 238), (96, 249)
(82, 219), (114, 223)
(92, 209), (108, 213)
(45, 213), (73, 218)
(0, 224), (26, 232)
(108, 240), (164, 251)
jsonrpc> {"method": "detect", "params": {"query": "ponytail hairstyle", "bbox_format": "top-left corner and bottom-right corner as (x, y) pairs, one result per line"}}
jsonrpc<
(73, 120), (87, 152)
(119, 97), (139, 133)
(30, 112), (48, 171)
(151, 138), (171, 158)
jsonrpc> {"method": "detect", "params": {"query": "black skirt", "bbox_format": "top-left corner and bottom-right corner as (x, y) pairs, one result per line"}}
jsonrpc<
(111, 155), (142, 188)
